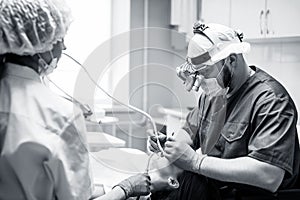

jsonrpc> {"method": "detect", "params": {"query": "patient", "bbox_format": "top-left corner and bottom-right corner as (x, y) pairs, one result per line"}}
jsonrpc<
(147, 153), (183, 200)
(90, 148), (183, 199)
(148, 153), (183, 192)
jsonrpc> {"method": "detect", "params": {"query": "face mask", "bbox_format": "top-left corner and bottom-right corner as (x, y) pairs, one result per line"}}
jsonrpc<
(201, 77), (228, 97)
(38, 52), (58, 76)
(200, 60), (229, 97)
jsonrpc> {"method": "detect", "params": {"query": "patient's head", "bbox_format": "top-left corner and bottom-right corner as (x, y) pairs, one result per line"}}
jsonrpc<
(148, 153), (183, 192)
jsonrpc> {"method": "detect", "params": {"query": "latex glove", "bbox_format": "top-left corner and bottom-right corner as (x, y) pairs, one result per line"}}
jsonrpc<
(114, 173), (151, 198)
(164, 137), (206, 173)
(147, 130), (167, 153)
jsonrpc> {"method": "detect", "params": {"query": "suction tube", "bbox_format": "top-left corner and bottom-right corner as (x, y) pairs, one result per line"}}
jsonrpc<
(62, 52), (165, 154)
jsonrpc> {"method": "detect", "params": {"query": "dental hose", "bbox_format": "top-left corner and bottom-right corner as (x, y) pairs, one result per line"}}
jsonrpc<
(60, 53), (165, 199)
(136, 153), (155, 200)
(62, 53), (165, 155)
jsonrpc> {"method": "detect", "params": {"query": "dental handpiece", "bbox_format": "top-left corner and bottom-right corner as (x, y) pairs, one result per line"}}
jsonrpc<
(62, 53), (165, 154)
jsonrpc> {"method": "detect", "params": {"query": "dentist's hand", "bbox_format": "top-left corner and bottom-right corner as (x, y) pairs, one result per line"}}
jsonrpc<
(147, 130), (167, 153)
(114, 173), (151, 198)
(164, 137), (206, 174)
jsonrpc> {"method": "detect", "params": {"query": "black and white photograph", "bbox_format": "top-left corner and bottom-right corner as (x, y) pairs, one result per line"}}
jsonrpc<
(1, 0), (300, 199)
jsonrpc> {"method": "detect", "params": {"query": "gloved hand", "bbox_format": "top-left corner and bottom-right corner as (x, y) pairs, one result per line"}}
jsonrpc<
(164, 137), (207, 174)
(114, 173), (151, 198)
(147, 130), (167, 153)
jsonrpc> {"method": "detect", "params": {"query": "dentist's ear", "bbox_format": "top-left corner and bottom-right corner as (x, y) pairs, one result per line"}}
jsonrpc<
(228, 53), (238, 67)
(168, 177), (180, 189)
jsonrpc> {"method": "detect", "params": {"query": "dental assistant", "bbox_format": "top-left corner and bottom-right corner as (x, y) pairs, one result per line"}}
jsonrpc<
(0, 0), (150, 199)
(149, 22), (299, 199)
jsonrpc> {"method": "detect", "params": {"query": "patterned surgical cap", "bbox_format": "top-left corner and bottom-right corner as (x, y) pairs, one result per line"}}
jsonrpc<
(0, 0), (72, 55)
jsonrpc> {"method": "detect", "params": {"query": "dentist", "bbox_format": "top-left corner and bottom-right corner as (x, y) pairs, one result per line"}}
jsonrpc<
(149, 22), (299, 199)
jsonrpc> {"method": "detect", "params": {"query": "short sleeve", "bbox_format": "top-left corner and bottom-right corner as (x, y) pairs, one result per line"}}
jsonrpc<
(182, 107), (200, 142)
(248, 95), (297, 175)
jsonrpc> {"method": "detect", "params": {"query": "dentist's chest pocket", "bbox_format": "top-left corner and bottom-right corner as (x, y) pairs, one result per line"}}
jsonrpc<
(218, 122), (249, 157)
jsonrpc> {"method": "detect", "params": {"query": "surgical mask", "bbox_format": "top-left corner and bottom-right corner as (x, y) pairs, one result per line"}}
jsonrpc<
(201, 60), (228, 97)
(201, 77), (228, 97)
(38, 52), (58, 76)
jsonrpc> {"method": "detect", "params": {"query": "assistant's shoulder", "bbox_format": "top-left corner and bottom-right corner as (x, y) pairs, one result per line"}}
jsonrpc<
(34, 85), (84, 123)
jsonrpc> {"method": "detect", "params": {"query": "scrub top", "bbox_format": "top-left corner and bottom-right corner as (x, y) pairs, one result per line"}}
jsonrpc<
(182, 66), (300, 189)
(0, 63), (94, 200)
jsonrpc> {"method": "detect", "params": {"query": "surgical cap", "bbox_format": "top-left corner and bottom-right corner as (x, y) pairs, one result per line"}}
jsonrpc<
(0, 0), (72, 56)
(187, 22), (250, 67)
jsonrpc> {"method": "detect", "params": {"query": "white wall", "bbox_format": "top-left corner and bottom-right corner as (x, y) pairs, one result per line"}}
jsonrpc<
(64, 0), (112, 63)
(93, 0), (131, 106)
(50, 0), (112, 100)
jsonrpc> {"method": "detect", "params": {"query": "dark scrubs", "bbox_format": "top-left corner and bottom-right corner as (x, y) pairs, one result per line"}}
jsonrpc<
(175, 66), (300, 199)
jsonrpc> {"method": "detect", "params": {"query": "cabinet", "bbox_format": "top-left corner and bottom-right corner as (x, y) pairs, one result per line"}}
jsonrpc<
(230, 0), (266, 38)
(201, 0), (300, 39)
(231, 0), (300, 39)
(266, 0), (300, 38)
